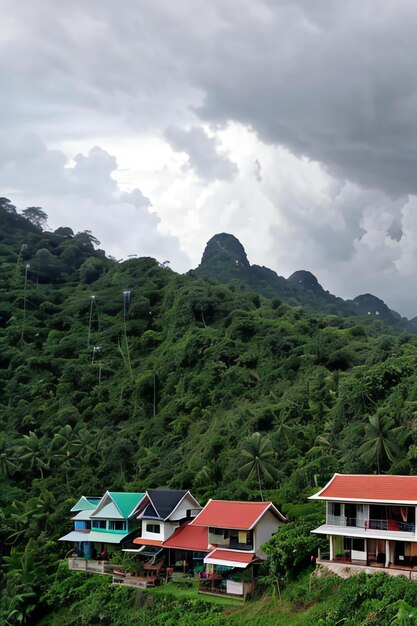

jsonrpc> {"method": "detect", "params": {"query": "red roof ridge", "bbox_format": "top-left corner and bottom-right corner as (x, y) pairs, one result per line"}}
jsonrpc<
(310, 473), (417, 503)
(191, 499), (285, 529)
(204, 499), (272, 505)
(328, 473), (416, 478)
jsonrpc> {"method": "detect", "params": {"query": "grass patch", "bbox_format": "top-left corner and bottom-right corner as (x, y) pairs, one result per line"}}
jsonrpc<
(144, 580), (243, 606)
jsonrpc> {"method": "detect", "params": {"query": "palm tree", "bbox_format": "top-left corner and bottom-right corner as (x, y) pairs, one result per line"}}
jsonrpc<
(51, 424), (80, 492)
(18, 432), (49, 478)
(358, 413), (404, 473)
(2, 499), (44, 544)
(275, 416), (299, 447)
(0, 439), (19, 477)
(239, 432), (277, 501)
(306, 435), (333, 459)
(72, 427), (97, 462)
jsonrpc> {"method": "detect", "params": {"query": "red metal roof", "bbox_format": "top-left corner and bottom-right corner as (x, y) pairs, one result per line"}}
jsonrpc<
(132, 537), (164, 546)
(191, 500), (277, 530)
(206, 549), (256, 564)
(162, 524), (209, 551)
(311, 474), (417, 503)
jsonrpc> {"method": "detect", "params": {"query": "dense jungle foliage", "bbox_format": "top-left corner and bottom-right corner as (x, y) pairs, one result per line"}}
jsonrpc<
(2, 198), (417, 624)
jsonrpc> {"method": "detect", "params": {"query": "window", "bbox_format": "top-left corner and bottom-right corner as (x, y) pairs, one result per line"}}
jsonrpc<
(146, 523), (160, 534)
(92, 520), (106, 529)
(329, 502), (341, 517)
(108, 521), (126, 531)
(209, 527), (225, 536)
(352, 539), (365, 552)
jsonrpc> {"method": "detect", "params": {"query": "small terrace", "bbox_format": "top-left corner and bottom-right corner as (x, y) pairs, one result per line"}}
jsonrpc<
(68, 557), (118, 575)
(208, 528), (254, 551)
(317, 559), (417, 581)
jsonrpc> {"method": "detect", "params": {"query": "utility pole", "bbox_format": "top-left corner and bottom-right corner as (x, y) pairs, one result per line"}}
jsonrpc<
(153, 371), (156, 418)
(123, 291), (133, 381)
(87, 295), (95, 347)
(21, 264), (30, 341)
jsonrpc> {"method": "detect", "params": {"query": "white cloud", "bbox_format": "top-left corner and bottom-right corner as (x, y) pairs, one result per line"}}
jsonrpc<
(0, 134), (188, 266)
(165, 126), (238, 181)
(2, 1), (417, 315)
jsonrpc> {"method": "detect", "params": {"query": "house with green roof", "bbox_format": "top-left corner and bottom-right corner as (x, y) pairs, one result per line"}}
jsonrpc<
(70, 496), (101, 512)
(59, 491), (145, 560)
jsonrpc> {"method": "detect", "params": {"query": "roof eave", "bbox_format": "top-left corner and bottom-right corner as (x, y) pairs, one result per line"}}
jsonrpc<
(309, 495), (417, 505)
(163, 490), (201, 521)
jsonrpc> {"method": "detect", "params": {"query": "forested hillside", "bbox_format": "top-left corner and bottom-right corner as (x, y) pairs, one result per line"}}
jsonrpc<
(193, 232), (415, 330)
(2, 199), (417, 623)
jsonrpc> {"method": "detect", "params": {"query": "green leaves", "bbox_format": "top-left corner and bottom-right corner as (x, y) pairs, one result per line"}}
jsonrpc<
(18, 431), (50, 479)
(262, 512), (326, 578)
(358, 412), (406, 473)
(240, 432), (278, 500)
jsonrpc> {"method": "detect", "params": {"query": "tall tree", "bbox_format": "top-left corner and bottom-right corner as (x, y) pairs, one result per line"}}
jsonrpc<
(22, 207), (48, 230)
(0, 197), (16, 213)
(358, 413), (404, 473)
(0, 439), (18, 478)
(240, 432), (277, 501)
(18, 432), (49, 479)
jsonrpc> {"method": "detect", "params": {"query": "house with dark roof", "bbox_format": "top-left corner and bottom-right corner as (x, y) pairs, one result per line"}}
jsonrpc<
(58, 490), (285, 595)
(310, 473), (417, 573)
(129, 489), (201, 558)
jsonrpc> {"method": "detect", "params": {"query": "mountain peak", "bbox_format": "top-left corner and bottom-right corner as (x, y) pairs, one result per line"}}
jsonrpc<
(199, 233), (250, 271)
(288, 270), (323, 293)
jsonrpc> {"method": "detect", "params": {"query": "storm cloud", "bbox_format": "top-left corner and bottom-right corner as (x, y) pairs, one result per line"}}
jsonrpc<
(2, 1), (417, 314)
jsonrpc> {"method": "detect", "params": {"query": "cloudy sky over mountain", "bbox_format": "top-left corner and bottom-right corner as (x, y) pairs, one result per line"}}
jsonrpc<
(2, 0), (417, 315)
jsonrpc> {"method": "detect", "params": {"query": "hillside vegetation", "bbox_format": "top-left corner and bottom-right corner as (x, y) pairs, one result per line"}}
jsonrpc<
(2, 200), (417, 623)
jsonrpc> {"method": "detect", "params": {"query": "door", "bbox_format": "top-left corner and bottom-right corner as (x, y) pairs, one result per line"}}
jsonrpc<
(356, 504), (367, 528)
(344, 503), (356, 527)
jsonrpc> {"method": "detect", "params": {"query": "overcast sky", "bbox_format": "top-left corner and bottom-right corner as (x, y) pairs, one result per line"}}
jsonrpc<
(2, 1), (417, 316)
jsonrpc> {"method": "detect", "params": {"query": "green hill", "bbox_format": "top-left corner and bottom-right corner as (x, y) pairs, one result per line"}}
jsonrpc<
(192, 232), (413, 329)
(2, 202), (417, 623)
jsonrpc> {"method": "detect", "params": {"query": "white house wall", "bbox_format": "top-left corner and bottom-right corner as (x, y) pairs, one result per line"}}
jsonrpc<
(254, 510), (282, 558)
(169, 494), (200, 521)
(141, 520), (179, 542)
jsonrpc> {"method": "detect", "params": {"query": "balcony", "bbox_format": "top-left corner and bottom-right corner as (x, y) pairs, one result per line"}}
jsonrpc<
(368, 519), (415, 533)
(68, 558), (118, 574)
(208, 528), (254, 551)
(327, 515), (415, 533)
(327, 515), (364, 527)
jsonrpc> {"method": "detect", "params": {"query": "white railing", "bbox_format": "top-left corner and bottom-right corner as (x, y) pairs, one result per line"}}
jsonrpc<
(68, 558), (117, 574)
(327, 516), (415, 533)
(368, 519), (415, 533)
(327, 515), (363, 527)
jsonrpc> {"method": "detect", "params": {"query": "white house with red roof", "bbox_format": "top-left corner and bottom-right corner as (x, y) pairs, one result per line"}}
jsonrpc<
(310, 474), (417, 571)
(191, 499), (286, 566)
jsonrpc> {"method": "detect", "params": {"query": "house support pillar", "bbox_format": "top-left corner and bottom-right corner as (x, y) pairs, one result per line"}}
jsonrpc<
(385, 540), (390, 567)
(329, 535), (334, 561)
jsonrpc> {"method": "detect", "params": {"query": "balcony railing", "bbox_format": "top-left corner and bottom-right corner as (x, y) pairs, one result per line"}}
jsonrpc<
(68, 558), (118, 574)
(368, 520), (415, 533)
(327, 515), (415, 533)
(327, 515), (364, 527)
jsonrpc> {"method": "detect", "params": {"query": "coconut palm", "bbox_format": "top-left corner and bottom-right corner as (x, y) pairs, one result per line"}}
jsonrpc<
(240, 432), (277, 501)
(358, 413), (404, 474)
(306, 435), (333, 459)
(275, 416), (299, 447)
(0, 439), (19, 477)
(2, 499), (44, 544)
(51, 424), (81, 492)
(18, 432), (49, 478)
